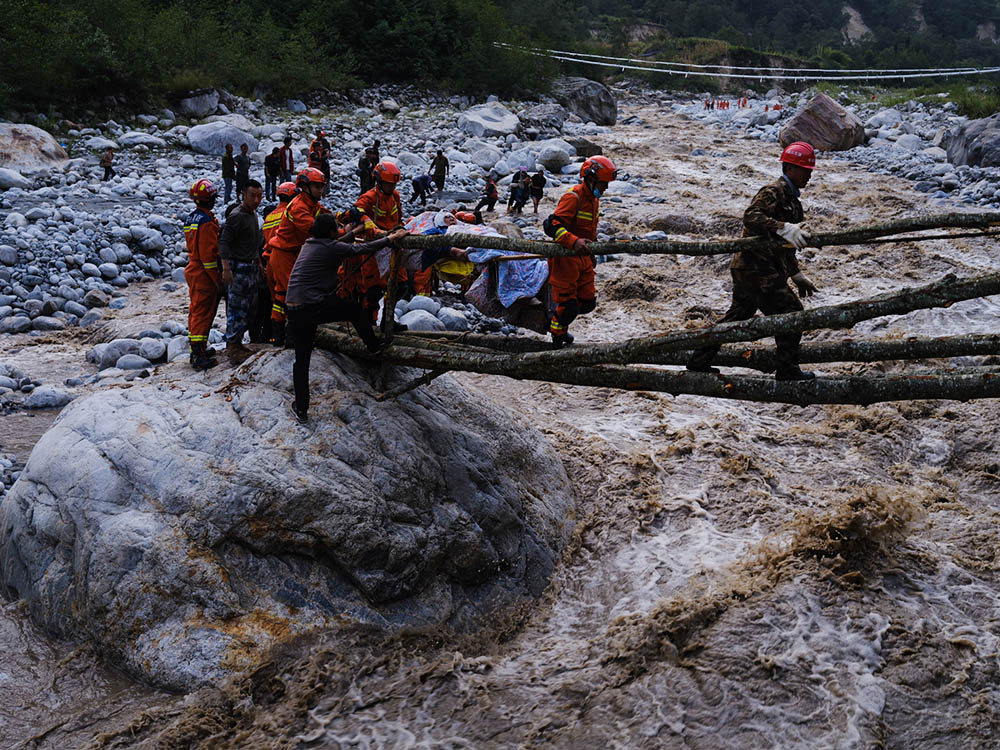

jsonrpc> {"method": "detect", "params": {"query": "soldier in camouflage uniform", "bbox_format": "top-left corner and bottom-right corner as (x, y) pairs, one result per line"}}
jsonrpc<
(688, 142), (819, 380)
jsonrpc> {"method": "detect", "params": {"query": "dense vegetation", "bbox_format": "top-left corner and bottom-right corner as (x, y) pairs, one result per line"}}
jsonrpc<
(1, 0), (998, 114)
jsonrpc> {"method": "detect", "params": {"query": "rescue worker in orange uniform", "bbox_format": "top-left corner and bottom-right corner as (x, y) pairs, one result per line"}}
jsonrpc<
(342, 160), (414, 313)
(548, 155), (617, 349)
(183, 178), (223, 370)
(266, 168), (330, 346)
(250, 181), (298, 343)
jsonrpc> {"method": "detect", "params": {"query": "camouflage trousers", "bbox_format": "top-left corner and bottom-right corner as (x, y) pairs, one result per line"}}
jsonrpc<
(225, 260), (261, 343)
(689, 273), (804, 375)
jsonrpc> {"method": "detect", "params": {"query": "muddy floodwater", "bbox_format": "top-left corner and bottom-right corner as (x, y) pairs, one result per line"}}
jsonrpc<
(2, 91), (1000, 747)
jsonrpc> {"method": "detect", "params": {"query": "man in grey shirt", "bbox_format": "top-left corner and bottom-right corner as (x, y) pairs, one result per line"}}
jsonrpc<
(220, 179), (264, 364)
(286, 214), (408, 423)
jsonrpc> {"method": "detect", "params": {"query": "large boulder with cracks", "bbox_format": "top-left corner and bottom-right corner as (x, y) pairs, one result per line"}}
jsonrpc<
(0, 350), (575, 691)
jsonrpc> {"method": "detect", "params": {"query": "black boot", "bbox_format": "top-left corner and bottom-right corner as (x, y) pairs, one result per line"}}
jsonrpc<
(775, 368), (816, 381)
(270, 320), (285, 348)
(189, 342), (217, 371)
(550, 332), (574, 350)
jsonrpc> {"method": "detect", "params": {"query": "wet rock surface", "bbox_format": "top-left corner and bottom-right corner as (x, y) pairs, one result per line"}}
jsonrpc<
(0, 350), (574, 690)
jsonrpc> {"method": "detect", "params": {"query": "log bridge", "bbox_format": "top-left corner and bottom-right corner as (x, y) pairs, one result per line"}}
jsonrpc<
(316, 212), (1000, 406)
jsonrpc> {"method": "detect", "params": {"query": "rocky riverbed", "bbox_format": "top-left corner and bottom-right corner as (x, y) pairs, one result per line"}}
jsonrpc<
(2, 80), (1000, 747)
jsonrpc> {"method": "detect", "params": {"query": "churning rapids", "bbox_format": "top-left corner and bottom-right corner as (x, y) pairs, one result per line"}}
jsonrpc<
(3, 89), (1000, 748)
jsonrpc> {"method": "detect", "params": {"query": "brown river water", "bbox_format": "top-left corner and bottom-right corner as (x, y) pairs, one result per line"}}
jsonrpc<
(2, 94), (1000, 748)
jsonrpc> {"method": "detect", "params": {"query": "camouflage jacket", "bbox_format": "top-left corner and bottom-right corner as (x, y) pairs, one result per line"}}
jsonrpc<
(730, 177), (802, 289)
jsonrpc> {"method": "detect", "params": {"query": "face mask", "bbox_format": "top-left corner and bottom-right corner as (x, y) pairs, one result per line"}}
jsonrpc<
(592, 187), (602, 198)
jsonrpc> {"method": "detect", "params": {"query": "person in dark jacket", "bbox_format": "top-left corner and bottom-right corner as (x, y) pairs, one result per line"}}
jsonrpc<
(358, 147), (376, 193)
(474, 176), (499, 213)
(286, 214), (409, 422)
(264, 147), (280, 202)
(411, 173), (434, 206)
(234, 143), (251, 202)
(530, 169), (547, 213)
(221, 144), (236, 204)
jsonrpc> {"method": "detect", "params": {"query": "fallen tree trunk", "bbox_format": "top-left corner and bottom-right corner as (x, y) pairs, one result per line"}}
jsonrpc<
(316, 328), (1000, 406)
(388, 272), (1000, 372)
(398, 212), (1000, 258)
(394, 331), (1000, 371)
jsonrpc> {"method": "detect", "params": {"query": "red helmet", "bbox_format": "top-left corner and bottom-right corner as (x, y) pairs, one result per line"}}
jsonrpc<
(374, 161), (402, 185)
(276, 181), (298, 199)
(780, 141), (816, 169)
(189, 178), (217, 201)
(296, 167), (326, 187)
(580, 155), (618, 182)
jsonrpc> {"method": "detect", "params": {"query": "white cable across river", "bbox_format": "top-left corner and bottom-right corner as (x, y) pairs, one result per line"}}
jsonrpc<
(498, 43), (1000, 81)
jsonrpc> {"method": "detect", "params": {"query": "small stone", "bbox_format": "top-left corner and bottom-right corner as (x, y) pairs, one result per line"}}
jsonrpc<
(398, 309), (446, 332)
(24, 387), (72, 409)
(437, 307), (470, 331)
(407, 296), (442, 315)
(116, 354), (152, 370)
(139, 338), (167, 362)
(32, 316), (65, 331)
(0, 316), (31, 334)
(84, 289), (110, 308)
(80, 309), (104, 327)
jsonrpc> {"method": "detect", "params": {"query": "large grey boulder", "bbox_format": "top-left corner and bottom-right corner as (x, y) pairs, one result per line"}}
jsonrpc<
(551, 77), (618, 126)
(457, 104), (521, 138)
(522, 103), (569, 132)
(0, 123), (68, 173)
(187, 121), (258, 156)
(778, 93), (866, 152)
(179, 90), (220, 118)
(0, 167), (31, 190)
(943, 113), (1000, 167)
(0, 352), (574, 691)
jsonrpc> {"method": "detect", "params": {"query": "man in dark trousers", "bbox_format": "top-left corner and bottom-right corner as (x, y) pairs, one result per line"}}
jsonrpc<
(358, 147), (376, 192)
(475, 175), (499, 213)
(411, 173), (433, 206)
(220, 179), (264, 364)
(221, 144), (236, 204)
(234, 143), (251, 202)
(100, 147), (116, 181)
(687, 141), (820, 381)
(264, 147), (280, 202)
(429, 149), (449, 193)
(279, 136), (295, 182)
(530, 169), (547, 213)
(286, 214), (408, 423)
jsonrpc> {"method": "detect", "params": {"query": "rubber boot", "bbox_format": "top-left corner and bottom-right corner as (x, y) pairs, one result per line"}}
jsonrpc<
(226, 341), (253, 365)
(270, 320), (285, 348)
(550, 332), (574, 350)
(189, 342), (217, 371)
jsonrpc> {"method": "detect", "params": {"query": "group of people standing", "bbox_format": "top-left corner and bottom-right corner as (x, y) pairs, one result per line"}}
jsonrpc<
(182, 135), (822, 425)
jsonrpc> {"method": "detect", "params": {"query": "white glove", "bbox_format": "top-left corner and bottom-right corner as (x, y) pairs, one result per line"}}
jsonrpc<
(777, 223), (810, 250)
(791, 272), (818, 297)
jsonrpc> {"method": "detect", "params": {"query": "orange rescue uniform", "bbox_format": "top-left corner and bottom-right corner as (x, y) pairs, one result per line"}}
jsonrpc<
(549, 183), (599, 338)
(267, 192), (330, 322)
(183, 207), (222, 346)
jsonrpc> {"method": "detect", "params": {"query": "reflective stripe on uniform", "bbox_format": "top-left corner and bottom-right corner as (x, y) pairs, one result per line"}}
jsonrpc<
(202, 262), (218, 269)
